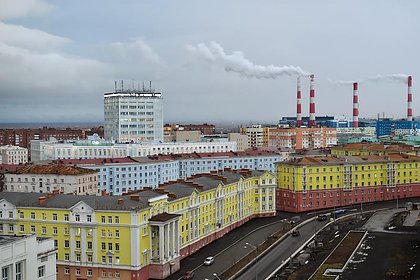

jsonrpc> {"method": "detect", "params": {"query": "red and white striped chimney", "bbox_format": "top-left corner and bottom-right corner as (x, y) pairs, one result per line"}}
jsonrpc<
(407, 75), (413, 121)
(309, 74), (316, 128)
(296, 76), (302, 127)
(353, 82), (359, 128)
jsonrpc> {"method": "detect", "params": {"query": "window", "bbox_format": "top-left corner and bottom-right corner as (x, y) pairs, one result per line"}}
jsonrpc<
(41, 227), (46, 234)
(87, 269), (92, 276)
(15, 262), (23, 280)
(108, 243), (112, 251)
(64, 214), (69, 221)
(87, 215), (92, 222)
(38, 266), (45, 278)
(42, 213), (46, 220)
(108, 256), (113, 264)
(115, 216), (119, 224)
(76, 253), (81, 262)
(19, 225), (24, 232)
(115, 243), (120, 251)
(101, 229), (106, 237)
(2, 266), (9, 280)
(101, 271), (106, 277)
(102, 256), (106, 264)
(64, 240), (69, 248)
(75, 214), (80, 222)
(52, 213), (57, 221)
(87, 254), (93, 263)
(8, 225), (13, 233)
(19, 212), (24, 219)
(64, 228), (69, 235)
(64, 268), (69, 275)
(102, 242), (106, 250)
(76, 240), (81, 249)
(115, 271), (120, 278)
(101, 216), (105, 223)
(31, 212), (35, 219)
(31, 225), (35, 233)
(65, 253), (69, 261)
(76, 268), (80, 275)
(87, 241), (92, 250)
(54, 240), (58, 248)
(108, 216), (112, 223)
(115, 230), (120, 238)
(53, 227), (58, 235)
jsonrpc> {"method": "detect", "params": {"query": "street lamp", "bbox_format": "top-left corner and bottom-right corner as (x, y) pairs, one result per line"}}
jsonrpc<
(213, 273), (222, 280)
(244, 242), (258, 280)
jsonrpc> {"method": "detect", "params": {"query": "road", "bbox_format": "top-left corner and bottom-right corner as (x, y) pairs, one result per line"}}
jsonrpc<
(235, 219), (329, 280)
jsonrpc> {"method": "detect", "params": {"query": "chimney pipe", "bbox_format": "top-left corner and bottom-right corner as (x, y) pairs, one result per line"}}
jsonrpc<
(296, 76), (302, 127)
(407, 75), (413, 121)
(309, 74), (316, 128)
(353, 82), (359, 128)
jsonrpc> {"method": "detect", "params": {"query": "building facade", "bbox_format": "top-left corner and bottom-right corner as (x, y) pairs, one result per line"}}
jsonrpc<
(0, 170), (276, 279)
(51, 150), (286, 195)
(104, 89), (163, 143)
(268, 127), (337, 150)
(0, 234), (56, 280)
(276, 154), (420, 212)
(228, 133), (249, 151)
(4, 165), (99, 195)
(0, 145), (28, 165)
(54, 158), (179, 196)
(240, 125), (270, 148)
(31, 140), (237, 162)
(0, 127), (103, 152)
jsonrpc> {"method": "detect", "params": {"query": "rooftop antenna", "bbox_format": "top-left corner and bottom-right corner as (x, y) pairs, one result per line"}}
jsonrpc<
(149, 81), (152, 91)
(142, 82), (145, 91)
(114, 81), (117, 92)
(121, 80), (124, 92)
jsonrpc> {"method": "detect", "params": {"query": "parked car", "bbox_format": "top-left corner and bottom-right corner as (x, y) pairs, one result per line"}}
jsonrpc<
(183, 271), (194, 280)
(317, 214), (328, 221)
(290, 216), (301, 224)
(291, 230), (300, 237)
(204, 256), (214, 266)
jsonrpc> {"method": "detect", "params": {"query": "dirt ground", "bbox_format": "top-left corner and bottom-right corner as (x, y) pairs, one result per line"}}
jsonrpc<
(341, 232), (420, 280)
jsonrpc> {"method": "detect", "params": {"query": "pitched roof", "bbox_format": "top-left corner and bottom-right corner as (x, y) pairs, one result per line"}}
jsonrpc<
(13, 165), (96, 175)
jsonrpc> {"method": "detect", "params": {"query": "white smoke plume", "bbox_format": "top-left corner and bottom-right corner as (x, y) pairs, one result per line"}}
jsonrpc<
(327, 78), (358, 85)
(186, 41), (310, 78)
(367, 74), (409, 84)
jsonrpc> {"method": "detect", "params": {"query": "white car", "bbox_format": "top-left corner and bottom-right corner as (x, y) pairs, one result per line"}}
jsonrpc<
(204, 256), (214, 266)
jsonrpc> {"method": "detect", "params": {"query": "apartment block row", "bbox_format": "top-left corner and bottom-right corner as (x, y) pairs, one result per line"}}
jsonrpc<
(240, 125), (337, 150)
(52, 150), (284, 196)
(31, 139), (237, 161)
(276, 153), (420, 212)
(0, 170), (276, 279)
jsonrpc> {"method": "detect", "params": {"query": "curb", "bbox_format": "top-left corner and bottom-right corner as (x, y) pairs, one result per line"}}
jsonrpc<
(228, 217), (317, 280)
(176, 219), (286, 280)
(265, 207), (391, 280)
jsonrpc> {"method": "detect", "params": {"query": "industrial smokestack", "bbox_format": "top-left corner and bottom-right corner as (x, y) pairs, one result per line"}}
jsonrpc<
(309, 74), (316, 128)
(296, 76), (302, 127)
(407, 76), (413, 121)
(353, 82), (359, 128)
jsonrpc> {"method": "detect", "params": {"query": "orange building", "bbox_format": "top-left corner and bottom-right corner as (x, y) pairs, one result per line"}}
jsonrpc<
(269, 127), (337, 150)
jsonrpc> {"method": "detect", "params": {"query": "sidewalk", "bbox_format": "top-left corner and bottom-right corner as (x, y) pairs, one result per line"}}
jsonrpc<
(403, 210), (420, 226)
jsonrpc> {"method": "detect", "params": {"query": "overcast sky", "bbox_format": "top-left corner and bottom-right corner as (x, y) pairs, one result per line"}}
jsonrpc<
(0, 0), (419, 124)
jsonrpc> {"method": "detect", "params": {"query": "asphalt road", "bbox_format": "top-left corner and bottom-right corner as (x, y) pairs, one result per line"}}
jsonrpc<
(235, 219), (329, 280)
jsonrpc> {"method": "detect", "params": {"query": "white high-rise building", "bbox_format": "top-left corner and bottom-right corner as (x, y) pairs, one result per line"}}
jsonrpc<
(104, 85), (163, 143)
